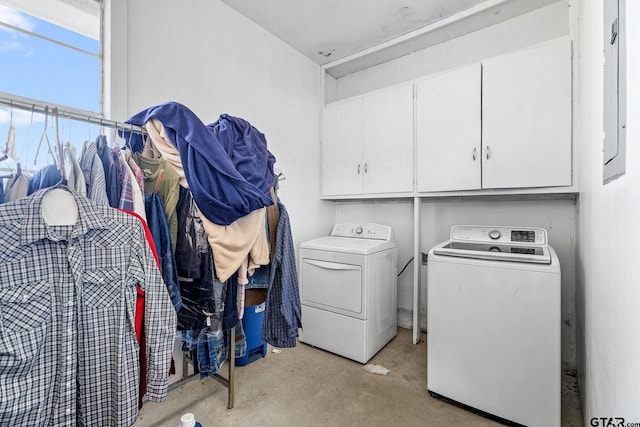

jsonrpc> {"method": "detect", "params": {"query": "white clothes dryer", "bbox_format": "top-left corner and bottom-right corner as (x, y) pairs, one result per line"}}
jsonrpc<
(299, 223), (397, 363)
(427, 225), (561, 427)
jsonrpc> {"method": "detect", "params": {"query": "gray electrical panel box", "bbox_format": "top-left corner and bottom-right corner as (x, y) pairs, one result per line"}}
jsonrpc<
(603, 0), (626, 184)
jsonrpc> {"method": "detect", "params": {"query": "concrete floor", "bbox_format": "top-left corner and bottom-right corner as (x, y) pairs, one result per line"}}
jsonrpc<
(133, 328), (583, 427)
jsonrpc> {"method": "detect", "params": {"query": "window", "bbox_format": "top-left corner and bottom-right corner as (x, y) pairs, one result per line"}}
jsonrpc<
(603, 0), (626, 184)
(0, 1), (101, 171)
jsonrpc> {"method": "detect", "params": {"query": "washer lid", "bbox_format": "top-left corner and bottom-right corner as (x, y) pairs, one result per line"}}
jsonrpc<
(300, 236), (396, 255)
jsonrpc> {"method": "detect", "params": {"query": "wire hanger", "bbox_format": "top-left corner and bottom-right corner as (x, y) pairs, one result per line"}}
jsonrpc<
(1, 100), (15, 163)
(13, 105), (35, 177)
(34, 106), (56, 166)
(127, 123), (135, 151)
(110, 123), (117, 148)
(53, 107), (67, 186)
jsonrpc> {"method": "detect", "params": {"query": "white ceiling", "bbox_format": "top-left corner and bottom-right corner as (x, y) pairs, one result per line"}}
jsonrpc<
(1, 0), (560, 76)
(222, 0), (560, 77)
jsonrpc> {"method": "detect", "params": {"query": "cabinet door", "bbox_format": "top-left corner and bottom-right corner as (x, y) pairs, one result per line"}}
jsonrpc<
(416, 63), (481, 192)
(362, 84), (414, 194)
(482, 38), (571, 189)
(322, 98), (363, 196)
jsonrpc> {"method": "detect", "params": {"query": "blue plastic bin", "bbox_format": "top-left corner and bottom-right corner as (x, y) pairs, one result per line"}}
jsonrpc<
(235, 302), (268, 366)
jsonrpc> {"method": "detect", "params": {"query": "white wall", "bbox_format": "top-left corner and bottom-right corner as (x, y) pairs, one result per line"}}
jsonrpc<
(574, 0), (640, 420)
(104, 0), (334, 249)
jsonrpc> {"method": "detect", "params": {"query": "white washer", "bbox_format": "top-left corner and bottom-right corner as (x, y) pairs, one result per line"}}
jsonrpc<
(299, 223), (397, 363)
(427, 225), (561, 427)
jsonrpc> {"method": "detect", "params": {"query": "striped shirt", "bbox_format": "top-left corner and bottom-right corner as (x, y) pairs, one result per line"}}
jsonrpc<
(0, 187), (176, 426)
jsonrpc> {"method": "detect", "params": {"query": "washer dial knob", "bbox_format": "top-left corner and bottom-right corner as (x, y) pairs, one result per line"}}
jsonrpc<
(488, 229), (501, 240)
(355, 226), (363, 235)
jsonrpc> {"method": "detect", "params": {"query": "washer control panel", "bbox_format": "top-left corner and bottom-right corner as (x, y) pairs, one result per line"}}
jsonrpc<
(450, 225), (547, 246)
(331, 223), (393, 241)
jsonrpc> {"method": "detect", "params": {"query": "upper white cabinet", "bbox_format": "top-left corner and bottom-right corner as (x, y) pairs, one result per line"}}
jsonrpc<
(416, 37), (571, 192)
(324, 37), (572, 198)
(482, 37), (572, 189)
(362, 84), (414, 194)
(416, 63), (481, 192)
(322, 97), (364, 196)
(322, 84), (413, 197)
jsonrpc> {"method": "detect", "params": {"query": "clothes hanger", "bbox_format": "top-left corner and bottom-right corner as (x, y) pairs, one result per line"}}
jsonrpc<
(53, 107), (67, 186)
(14, 105), (35, 177)
(64, 112), (72, 145)
(33, 106), (56, 167)
(127, 124), (134, 149)
(111, 122), (119, 149)
(1, 103), (30, 179)
(2, 100), (16, 162)
(0, 103), (11, 173)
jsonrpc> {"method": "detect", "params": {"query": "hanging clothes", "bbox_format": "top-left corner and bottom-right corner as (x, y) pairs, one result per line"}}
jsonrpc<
(263, 201), (302, 348)
(117, 208), (160, 409)
(133, 153), (180, 253)
(122, 151), (147, 222)
(27, 164), (61, 195)
(175, 245), (223, 333)
(174, 187), (208, 279)
(0, 178), (4, 204)
(144, 190), (182, 312)
(63, 142), (86, 195)
(3, 167), (30, 202)
(202, 207), (269, 286)
(95, 135), (121, 208)
(0, 187), (176, 426)
(132, 116), (270, 284)
(127, 155), (145, 194)
(126, 102), (275, 226)
(79, 139), (109, 206)
(174, 186), (229, 371)
(114, 147), (135, 213)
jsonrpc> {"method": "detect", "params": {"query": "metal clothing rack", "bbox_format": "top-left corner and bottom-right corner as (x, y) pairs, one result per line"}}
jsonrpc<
(0, 92), (237, 410)
(0, 92), (146, 135)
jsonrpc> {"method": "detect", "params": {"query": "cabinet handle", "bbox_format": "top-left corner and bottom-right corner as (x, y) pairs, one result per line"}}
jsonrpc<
(364, 163), (368, 173)
(357, 164), (361, 174)
(472, 147), (477, 161)
(486, 146), (491, 160)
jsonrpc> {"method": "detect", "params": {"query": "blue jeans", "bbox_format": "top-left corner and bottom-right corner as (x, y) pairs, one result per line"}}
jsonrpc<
(181, 329), (227, 378)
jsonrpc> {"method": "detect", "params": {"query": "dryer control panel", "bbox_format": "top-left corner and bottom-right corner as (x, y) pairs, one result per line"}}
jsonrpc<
(331, 223), (393, 241)
(450, 225), (547, 246)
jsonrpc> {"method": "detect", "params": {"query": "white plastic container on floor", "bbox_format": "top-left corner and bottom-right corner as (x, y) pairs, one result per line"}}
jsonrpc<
(179, 413), (202, 427)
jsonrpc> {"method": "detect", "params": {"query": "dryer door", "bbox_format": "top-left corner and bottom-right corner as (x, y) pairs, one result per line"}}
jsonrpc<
(300, 256), (364, 319)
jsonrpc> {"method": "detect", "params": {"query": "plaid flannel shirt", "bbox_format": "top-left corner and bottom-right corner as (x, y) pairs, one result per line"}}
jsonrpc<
(0, 188), (176, 426)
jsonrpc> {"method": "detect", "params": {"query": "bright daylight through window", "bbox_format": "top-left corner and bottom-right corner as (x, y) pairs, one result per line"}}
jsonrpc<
(0, 2), (101, 173)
